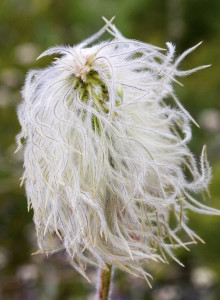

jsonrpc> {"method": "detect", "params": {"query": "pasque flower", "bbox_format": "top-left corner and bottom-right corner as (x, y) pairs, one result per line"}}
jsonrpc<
(16, 18), (219, 282)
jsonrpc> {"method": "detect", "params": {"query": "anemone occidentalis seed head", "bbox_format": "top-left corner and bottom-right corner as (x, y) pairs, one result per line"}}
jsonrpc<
(16, 18), (219, 282)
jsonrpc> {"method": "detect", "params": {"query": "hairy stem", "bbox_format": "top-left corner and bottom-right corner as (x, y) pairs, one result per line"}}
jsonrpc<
(97, 264), (113, 300)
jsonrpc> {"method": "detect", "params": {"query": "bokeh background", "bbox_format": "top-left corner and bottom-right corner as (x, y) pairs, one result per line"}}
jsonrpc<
(0, 0), (220, 299)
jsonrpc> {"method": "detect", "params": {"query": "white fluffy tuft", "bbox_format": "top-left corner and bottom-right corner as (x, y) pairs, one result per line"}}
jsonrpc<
(16, 19), (219, 281)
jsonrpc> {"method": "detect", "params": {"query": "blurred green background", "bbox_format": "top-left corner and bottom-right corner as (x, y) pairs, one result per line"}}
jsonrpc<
(0, 0), (220, 299)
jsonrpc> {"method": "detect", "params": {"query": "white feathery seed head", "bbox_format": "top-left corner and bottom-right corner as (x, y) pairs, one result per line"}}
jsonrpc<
(16, 17), (219, 282)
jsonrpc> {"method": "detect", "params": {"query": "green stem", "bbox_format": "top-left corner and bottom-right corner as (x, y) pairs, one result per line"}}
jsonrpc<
(97, 264), (113, 300)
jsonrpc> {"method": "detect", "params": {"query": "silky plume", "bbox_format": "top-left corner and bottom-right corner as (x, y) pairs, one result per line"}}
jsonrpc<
(16, 17), (219, 284)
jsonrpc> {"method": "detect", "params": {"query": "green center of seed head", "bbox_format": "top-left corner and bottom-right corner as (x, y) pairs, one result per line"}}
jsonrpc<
(73, 68), (123, 134)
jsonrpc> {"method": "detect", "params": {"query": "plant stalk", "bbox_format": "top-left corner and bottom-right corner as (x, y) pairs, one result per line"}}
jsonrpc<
(97, 264), (112, 300)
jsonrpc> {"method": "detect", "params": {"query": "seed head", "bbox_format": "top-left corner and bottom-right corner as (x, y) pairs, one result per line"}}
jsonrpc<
(16, 17), (219, 282)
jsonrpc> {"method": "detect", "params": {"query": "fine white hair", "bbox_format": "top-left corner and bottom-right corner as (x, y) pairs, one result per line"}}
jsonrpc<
(16, 18), (219, 282)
